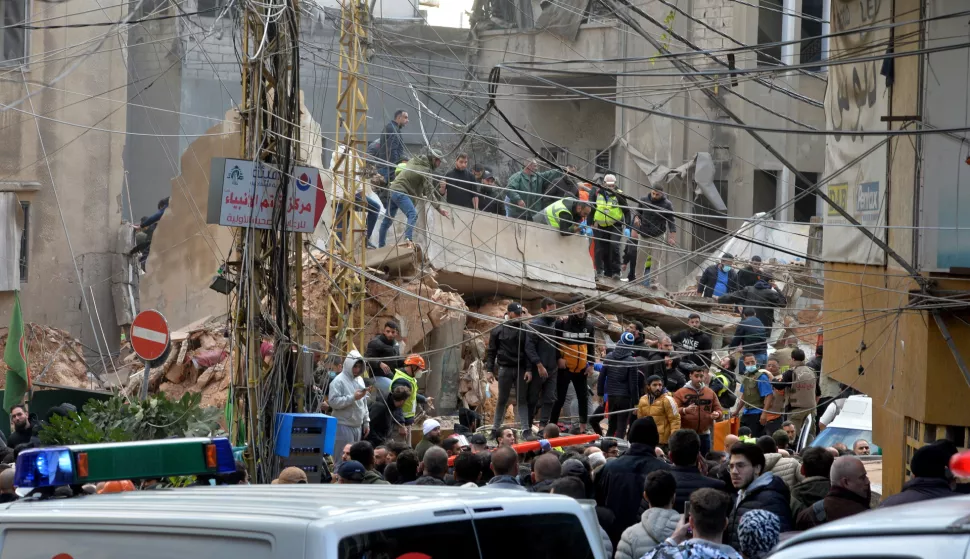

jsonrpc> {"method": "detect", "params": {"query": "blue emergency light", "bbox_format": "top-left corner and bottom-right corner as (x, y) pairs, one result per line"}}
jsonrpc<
(15, 437), (236, 488)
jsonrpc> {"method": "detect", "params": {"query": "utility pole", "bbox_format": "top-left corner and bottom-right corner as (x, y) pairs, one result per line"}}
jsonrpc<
(230, 0), (304, 483)
(325, 0), (369, 358)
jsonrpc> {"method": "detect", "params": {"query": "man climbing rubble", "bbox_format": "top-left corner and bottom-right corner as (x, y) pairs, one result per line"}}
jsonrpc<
(377, 146), (450, 248)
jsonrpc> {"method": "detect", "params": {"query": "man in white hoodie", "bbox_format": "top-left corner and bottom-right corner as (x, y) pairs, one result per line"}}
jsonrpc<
(616, 470), (681, 559)
(329, 350), (370, 466)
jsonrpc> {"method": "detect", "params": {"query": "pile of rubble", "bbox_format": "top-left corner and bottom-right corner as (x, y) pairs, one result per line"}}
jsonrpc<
(0, 323), (93, 389)
(120, 316), (231, 408)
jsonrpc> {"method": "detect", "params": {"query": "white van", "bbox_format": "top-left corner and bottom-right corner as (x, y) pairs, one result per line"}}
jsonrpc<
(0, 485), (606, 559)
(811, 395), (879, 454)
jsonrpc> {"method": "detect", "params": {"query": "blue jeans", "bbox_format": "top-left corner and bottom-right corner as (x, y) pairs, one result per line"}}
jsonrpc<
(379, 191), (418, 246)
(336, 193), (379, 243)
(755, 352), (768, 366)
(378, 165), (395, 186)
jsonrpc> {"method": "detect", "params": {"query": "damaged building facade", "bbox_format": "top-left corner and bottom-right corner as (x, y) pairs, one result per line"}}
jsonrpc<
(0, 0), (129, 360)
(474, 0), (827, 287)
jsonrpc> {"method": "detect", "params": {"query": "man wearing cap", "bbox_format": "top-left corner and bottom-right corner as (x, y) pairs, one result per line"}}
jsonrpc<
(415, 419), (443, 461)
(273, 466), (308, 484)
(598, 331), (641, 438)
(881, 439), (957, 508)
(591, 174), (627, 280)
(391, 354), (433, 428)
(335, 460), (366, 484)
(328, 350), (370, 467)
(525, 297), (562, 428)
(633, 185), (676, 286)
(505, 159), (565, 220)
(486, 302), (531, 436)
(533, 197), (591, 235)
(478, 170), (505, 215)
(378, 146), (450, 248)
(697, 253), (740, 298)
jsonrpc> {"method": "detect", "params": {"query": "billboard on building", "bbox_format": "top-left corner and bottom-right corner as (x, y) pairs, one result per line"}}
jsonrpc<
(206, 158), (327, 233)
(918, 3), (970, 272)
(820, 0), (890, 265)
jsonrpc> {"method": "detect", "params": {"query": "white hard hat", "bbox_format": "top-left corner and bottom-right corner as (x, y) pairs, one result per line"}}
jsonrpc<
(604, 174), (617, 185)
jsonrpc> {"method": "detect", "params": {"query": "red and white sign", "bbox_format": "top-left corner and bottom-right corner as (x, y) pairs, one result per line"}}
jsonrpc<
(130, 310), (170, 361)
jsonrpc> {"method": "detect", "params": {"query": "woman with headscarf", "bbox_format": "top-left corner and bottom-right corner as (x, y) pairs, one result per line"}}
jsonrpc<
(737, 510), (781, 559)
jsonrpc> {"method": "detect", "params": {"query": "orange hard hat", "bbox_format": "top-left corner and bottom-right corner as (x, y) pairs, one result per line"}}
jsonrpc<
(404, 354), (426, 369)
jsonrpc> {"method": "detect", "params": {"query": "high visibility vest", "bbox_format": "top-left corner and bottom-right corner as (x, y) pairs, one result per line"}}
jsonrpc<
(391, 369), (418, 419)
(787, 364), (817, 410)
(395, 161), (407, 177)
(545, 199), (570, 229)
(593, 190), (623, 226)
(711, 371), (731, 397)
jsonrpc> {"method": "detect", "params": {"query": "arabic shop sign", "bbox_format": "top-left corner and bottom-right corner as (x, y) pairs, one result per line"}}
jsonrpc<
(208, 158), (327, 233)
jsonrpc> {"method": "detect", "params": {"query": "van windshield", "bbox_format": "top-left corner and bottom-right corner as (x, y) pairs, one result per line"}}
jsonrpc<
(811, 428), (881, 454)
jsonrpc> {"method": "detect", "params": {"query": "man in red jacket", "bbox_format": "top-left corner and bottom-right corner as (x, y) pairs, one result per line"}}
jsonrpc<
(673, 368), (723, 458)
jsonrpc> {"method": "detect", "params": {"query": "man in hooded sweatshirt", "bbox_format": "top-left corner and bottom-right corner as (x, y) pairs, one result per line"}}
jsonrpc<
(377, 146), (450, 247)
(726, 443), (792, 551)
(637, 375), (680, 447)
(595, 417), (670, 531)
(673, 368), (722, 458)
(616, 470), (681, 559)
(328, 350), (370, 466)
(598, 331), (641, 438)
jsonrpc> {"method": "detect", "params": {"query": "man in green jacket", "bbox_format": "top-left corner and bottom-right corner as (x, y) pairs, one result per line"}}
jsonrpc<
(378, 147), (450, 247)
(505, 159), (564, 220)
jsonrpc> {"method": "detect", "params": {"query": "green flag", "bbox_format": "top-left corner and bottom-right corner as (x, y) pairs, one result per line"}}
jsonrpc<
(3, 292), (29, 412)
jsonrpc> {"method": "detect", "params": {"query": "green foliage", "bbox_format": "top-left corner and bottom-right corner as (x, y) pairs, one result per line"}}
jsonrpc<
(652, 10), (678, 63)
(39, 392), (224, 446)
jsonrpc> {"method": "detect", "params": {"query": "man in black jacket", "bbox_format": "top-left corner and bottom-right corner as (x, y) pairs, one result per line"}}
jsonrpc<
(728, 309), (769, 365)
(632, 185), (676, 286)
(671, 313), (713, 369)
(666, 429), (726, 513)
(598, 332), (640, 438)
(737, 255), (765, 288)
(881, 439), (957, 508)
(717, 279), (788, 332)
(550, 297), (596, 432)
(697, 254), (739, 298)
(486, 302), (533, 436)
(595, 417), (670, 531)
(726, 443), (792, 551)
(7, 405), (38, 450)
(525, 297), (561, 428)
(364, 321), (403, 378)
(444, 152), (479, 210)
(647, 337), (684, 393)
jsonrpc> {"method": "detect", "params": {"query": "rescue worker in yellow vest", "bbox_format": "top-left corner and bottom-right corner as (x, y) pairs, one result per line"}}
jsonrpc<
(591, 175), (628, 280)
(532, 197), (592, 234)
(549, 295), (596, 432)
(390, 354), (433, 428)
(781, 348), (818, 442)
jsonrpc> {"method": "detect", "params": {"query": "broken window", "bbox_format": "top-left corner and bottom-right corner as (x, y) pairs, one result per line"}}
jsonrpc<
(0, 0), (27, 65)
(800, 0), (824, 69)
(756, 0), (783, 67)
(18, 201), (27, 282)
(794, 171), (819, 223)
(594, 149), (611, 174)
(540, 147), (566, 167)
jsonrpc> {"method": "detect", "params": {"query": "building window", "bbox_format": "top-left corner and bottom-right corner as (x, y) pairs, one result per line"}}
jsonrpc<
(197, 0), (225, 17)
(540, 147), (565, 167)
(753, 169), (779, 215)
(756, 0), (783, 67)
(1, 0), (27, 65)
(794, 172), (819, 223)
(594, 149), (611, 174)
(800, 0), (824, 69)
(18, 201), (27, 282)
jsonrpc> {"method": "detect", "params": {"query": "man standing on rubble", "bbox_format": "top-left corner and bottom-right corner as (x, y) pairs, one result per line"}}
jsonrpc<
(591, 174), (627, 280)
(525, 297), (561, 428)
(444, 152), (479, 210)
(376, 110), (408, 185)
(329, 350), (370, 466)
(391, 354), (433, 429)
(671, 313), (713, 369)
(486, 302), (531, 437)
(549, 296), (596, 433)
(717, 276), (787, 333)
(505, 159), (564, 221)
(365, 320), (403, 380)
(632, 185), (676, 285)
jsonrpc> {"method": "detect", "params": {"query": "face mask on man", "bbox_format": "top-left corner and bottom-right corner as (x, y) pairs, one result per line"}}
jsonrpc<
(722, 265), (733, 272)
(745, 364), (758, 373)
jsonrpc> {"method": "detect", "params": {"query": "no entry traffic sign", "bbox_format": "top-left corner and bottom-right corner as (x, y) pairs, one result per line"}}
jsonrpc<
(130, 310), (170, 362)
